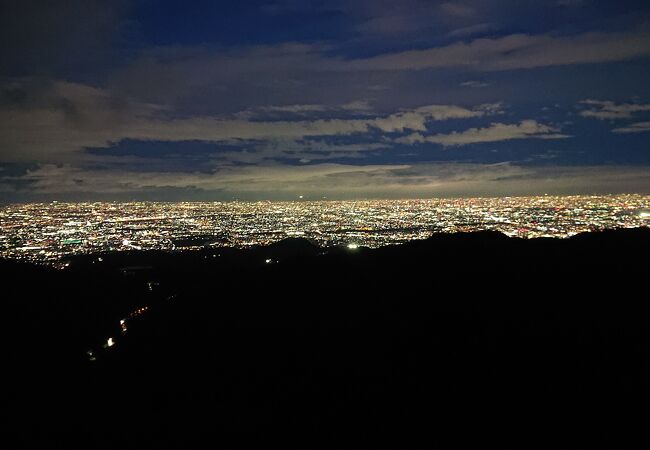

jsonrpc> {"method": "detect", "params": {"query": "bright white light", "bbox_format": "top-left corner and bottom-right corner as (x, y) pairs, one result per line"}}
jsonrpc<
(265, 258), (272, 263)
(106, 337), (115, 347)
(347, 243), (359, 250)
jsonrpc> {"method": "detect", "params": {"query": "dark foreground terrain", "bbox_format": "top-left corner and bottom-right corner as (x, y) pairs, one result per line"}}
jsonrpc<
(4, 228), (650, 449)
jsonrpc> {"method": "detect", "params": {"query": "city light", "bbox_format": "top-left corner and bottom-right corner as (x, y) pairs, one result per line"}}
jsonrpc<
(0, 195), (647, 263)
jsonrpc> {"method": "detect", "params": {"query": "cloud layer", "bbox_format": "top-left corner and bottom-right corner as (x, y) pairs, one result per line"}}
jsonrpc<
(580, 100), (650, 120)
(1, 1), (650, 200)
(0, 78), (504, 160)
(397, 120), (569, 146)
(3, 162), (649, 200)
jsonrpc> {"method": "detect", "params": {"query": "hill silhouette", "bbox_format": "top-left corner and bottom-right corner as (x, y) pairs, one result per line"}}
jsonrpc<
(4, 228), (650, 449)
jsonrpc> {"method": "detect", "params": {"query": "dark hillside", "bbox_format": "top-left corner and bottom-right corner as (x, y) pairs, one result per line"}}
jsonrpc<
(4, 228), (650, 449)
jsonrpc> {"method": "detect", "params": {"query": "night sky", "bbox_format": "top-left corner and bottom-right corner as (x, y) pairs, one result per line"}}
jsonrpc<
(1, 0), (650, 201)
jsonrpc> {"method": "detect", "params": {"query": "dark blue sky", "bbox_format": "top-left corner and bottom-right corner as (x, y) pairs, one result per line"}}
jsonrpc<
(1, 0), (650, 200)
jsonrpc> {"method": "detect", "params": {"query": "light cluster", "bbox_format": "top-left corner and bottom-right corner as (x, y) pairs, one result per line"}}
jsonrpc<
(1, 195), (648, 263)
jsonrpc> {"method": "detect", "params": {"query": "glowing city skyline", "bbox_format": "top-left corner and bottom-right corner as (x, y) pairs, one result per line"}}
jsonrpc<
(2, 195), (647, 263)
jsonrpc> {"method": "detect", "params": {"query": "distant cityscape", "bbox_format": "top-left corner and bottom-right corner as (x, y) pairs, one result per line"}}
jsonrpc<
(1, 195), (648, 264)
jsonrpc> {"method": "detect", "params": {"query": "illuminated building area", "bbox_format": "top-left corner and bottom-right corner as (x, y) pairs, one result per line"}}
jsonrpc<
(1, 195), (648, 263)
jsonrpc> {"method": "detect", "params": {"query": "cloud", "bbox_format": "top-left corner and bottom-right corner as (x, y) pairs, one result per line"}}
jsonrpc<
(579, 100), (650, 120)
(0, 78), (502, 161)
(439, 2), (477, 18)
(213, 140), (390, 164)
(612, 122), (650, 134)
(255, 104), (330, 113)
(447, 23), (497, 39)
(105, 28), (650, 118)
(351, 0), (478, 36)
(346, 30), (650, 72)
(396, 120), (570, 146)
(459, 80), (490, 88)
(2, 162), (415, 196)
(0, 78), (167, 160)
(237, 100), (374, 119)
(4, 162), (649, 200)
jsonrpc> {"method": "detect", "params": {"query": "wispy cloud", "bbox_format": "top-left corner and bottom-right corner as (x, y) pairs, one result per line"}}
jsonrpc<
(237, 100), (374, 119)
(4, 162), (648, 200)
(346, 30), (650, 72)
(396, 120), (570, 146)
(612, 122), (650, 134)
(0, 78), (502, 160)
(579, 100), (650, 120)
(439, 2), (477, 18)
(106, 29), (650, 117)
(447, 23), (496, 38)
(460, 80), (490, 88)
